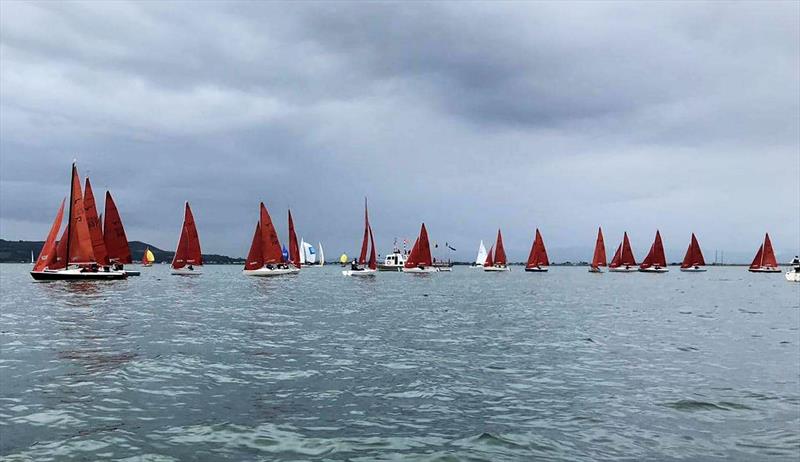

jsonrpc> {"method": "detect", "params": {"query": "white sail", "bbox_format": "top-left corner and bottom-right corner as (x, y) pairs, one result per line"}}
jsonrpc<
(299, 238), (307, 264)
(303, 241), (316, 264)
(318, 242), (325, 266)
(475, 240), (487, 265)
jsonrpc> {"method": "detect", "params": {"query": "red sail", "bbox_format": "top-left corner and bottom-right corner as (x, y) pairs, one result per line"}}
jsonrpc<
(591, 227), (607, 268)
(762, 233), (778, 267)
(33, 199), (66, 272)
(484, 246), (495, 267)
(82, 178), (109, 266)
(258, 203), (283, 264)
(526, 229), (549, 268)
(640, 230), (667, 269)
(681, 233), (706, 268)
(368, 224), (377, 270)
(359, 199), (370, 264)
(172, 202), (202, 269)
(609, 243), (623, 268)
(404, 223), (433, 267)
(494, 229), (507, 266)
(750, 245), (764, 269)
(620, 232), (636, 266)
(103, 191), (132, 264)
(245, 223), (263, 270)
(288, 210), (301, 268)
(56, 163), (95, 267)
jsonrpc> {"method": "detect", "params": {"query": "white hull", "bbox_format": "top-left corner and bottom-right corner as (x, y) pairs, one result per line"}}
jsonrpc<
(749, 267), (781, 273)
(786, 270), (800, 282)
(402, 266), (439, 273)
(639, 267), (669, 273)
(171, 267), (203, 275)
(525, 266), (548, 272)
(680, 267), (707, 272)
(243, 266), (300, 277)
(469, 264), (484, 269)
(609, 266), (637, 272)
(484, 265), (510, 272)
(342, 268), (378, 277)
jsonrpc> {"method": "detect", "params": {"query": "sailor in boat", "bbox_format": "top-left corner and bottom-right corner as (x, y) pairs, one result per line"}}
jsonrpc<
(350, 258), (365, 271)
(187, 264), (194, 271)
(791, 256), (800, 272)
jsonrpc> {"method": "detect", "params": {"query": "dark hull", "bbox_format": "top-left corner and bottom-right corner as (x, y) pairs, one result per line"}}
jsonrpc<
(124, 271), (141, 276)
(30, 271), (128, 281)
(525, 267), (549, 272)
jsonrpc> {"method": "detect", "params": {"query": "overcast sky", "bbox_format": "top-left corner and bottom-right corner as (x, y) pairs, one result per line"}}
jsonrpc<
(1, 1), (798, 262)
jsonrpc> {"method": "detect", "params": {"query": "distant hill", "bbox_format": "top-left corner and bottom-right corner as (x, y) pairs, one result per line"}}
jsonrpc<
(0, 239), (243, 264)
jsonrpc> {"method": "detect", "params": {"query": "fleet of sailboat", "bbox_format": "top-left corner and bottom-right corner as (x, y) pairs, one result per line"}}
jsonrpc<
(524, 229), (549, 272)
(171, 202), (203, 275)
(485, 229), (510, 272)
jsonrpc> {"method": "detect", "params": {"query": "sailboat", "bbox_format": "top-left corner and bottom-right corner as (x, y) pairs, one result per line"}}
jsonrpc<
(243, 203), (300, 276)
(748, 233), (781, 273)
(471, 240), (488, 268)
(171, 202), (203, 275)
(680, 233), (707, 272)
(639, 230), (668, 273)
(30, 163), (126, 280)
(485, 229), (510, 272)
(402, 223), (439, 273)
(609, 232), (637, 272)
(317, 242), (325, 266)
(142, 248), (155, 266)
(589, 227), (606, 273)
(525, 228), (549, 272)
(343, 199), (378, 276)
(103, 191), (138, 276)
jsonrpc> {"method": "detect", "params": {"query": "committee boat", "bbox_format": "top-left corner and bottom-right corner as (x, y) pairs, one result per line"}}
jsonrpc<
(639, 230), (668, 273)
(471, 240), (488, 268)
(402, 224), (438, 273)
(525, 228), (549, 272)
(30, 163), (126, 281)
(171, 202), (203, 275)
(748, 233), (781, 273)
(786, 257), (800, 282)
(485, 229), (510, 272)
(680, 233), (706, 272)
(343, 199), (378, 276)
(103, 191), (138, 276)
(609, 232), (637, 272)
(589, 227), (607, 273)
(243, 203), (300, 277)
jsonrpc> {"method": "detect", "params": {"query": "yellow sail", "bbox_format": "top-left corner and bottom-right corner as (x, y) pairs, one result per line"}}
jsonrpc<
(339, 253), (348, 264)
(143, 248), (155, 265)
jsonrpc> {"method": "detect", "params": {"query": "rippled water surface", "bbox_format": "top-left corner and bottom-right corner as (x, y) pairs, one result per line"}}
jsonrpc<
(1, 263), (798, 461)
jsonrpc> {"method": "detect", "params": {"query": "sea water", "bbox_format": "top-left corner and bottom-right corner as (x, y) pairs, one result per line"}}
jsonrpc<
(1, 264), (798, 461)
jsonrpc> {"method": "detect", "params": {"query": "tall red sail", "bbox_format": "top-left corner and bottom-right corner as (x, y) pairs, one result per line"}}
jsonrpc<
(762, 233), (778, 267)
(591, 227), (607, 268)
(359, 199), (370, 264)
(258, 203), (283, 264)
(640, 230), (667, 269)
(245, 223), (263, 270)
(681, 233), (706, 268)
(53, 163), (95, 268)
(609, 243), (623, 268)
(404, 223), (433, 267)
(33, 199), (66, 272)
(172, 202), (202, 269)
(103, 191), (132, 264)
(368, 225), (377, 270)
(288, 210), (301, 268)
(494, 229), (507, 266)
(526, 229), (549, 268)
(484, 246), (495, 267)
(620, 232), (636, 265)
(83, 178), (108, 266)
